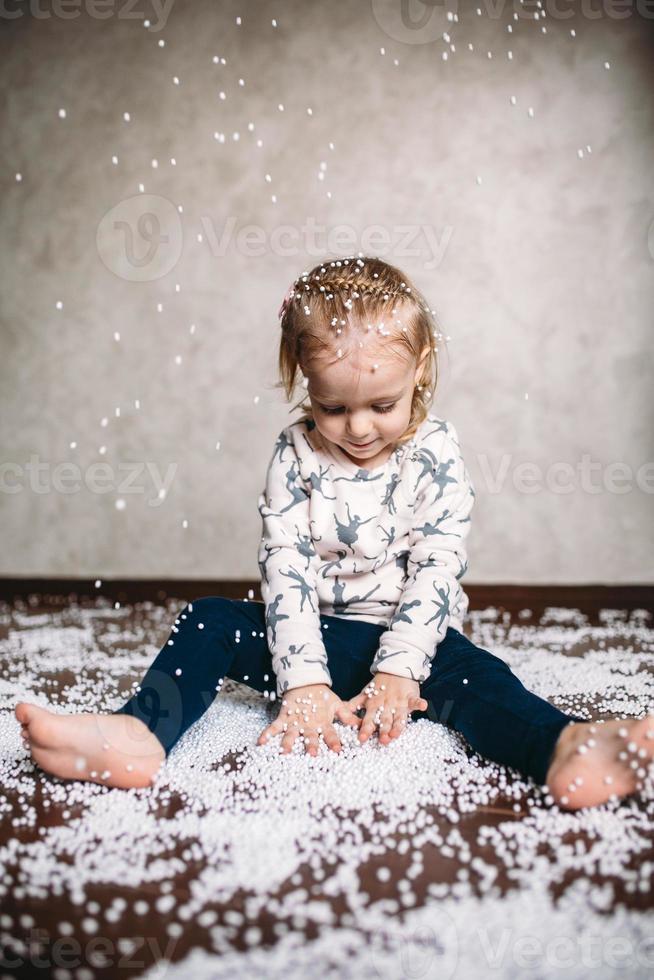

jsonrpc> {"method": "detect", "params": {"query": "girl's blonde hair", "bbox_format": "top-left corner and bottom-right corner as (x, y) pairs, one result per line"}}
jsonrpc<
(273, 254), (447, 445)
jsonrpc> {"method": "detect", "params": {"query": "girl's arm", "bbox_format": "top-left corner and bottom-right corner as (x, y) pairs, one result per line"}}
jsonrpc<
(370, 420), (475, 683)
(257, 429), (332, 697)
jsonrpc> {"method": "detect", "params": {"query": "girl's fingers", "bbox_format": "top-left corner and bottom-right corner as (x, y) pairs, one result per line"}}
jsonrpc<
(389, 710), (407, 739)
(280, 727), (298, 755)
(336, 703), (363, 728)
(257, 716), (285, 744)
(323, 725), (342, 754)
(257, 726), (272, 745)
(358, 712), (378, 742)
(377, 706), (395, 744)
(303, 731), (320, 756)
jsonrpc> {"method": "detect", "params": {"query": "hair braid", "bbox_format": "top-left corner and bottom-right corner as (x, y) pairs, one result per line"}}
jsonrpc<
(273, 254), (447, 444)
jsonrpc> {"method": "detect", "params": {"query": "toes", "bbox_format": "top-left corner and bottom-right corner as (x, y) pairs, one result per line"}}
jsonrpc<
(24, 714), (54, 748)
(15, 702), (35, 725)
(633, 715), (654, 751)
(15, 703), (52, 740)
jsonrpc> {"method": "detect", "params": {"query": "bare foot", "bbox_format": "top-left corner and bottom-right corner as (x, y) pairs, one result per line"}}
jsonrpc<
(546, 714), (654, 810)
(15, 702), (166, 790)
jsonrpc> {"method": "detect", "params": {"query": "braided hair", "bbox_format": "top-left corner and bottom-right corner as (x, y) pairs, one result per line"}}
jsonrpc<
(274, 254), (447, 445)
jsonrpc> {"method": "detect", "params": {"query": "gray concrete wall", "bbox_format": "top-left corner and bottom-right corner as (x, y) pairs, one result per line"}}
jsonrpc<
(1, 0), (653, 583)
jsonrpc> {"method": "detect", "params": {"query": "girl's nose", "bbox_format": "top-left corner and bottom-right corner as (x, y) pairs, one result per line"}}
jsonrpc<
(346, 413), (374, 436)
(347, 423), (368, 435)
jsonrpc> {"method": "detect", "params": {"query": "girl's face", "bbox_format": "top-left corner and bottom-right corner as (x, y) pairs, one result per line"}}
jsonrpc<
(305, 340), (430, 468)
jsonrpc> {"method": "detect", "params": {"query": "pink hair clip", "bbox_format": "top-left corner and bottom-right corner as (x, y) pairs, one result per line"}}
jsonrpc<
(278, 282), (296, 321)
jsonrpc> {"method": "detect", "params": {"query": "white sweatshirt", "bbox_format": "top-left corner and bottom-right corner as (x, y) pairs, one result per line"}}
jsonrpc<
(257, 413), (475, 697)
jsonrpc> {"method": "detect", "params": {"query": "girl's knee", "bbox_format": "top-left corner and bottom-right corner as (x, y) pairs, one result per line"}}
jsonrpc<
(184, 595), (233, 619)
(187, 595), (232, 612)
(434, 641), (512, 677)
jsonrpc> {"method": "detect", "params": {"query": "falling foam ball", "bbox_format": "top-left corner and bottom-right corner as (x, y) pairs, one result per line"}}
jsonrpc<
(15, 173), (22, 182)
(58, 108), (66, 119)
(123, 111), (130, 122)
(182, 519), (188, 529)
(115, 499), (126, 511)
(56, 301), (63, 310)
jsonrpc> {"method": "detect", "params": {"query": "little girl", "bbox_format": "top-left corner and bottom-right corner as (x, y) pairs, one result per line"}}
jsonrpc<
(16, 255), (654, 810)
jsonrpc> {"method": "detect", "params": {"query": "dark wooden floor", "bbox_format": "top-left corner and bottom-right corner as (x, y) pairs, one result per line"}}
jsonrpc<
(1, 582), (652, 977)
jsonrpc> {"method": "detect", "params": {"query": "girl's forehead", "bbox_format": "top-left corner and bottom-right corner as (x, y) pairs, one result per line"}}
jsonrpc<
(307, 354), (412, 398)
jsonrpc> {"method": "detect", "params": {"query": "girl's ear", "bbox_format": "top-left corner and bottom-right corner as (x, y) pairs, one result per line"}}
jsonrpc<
(414, 345), (431, 381)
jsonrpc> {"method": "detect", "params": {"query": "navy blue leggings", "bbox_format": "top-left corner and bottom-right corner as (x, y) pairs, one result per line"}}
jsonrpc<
(111, 596), (586, 787)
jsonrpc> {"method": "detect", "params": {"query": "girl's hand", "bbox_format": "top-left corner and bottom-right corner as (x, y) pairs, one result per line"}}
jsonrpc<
(256, 683), (362, 757)
(346, 673), (428, 746)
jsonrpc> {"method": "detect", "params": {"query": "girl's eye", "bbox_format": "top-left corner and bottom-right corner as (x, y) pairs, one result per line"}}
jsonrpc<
(319, 403), (396, 416)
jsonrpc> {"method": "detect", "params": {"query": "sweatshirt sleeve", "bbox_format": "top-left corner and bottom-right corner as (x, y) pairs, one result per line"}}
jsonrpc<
(257, 428), (333, 697)
(370, 421), (475, 683)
